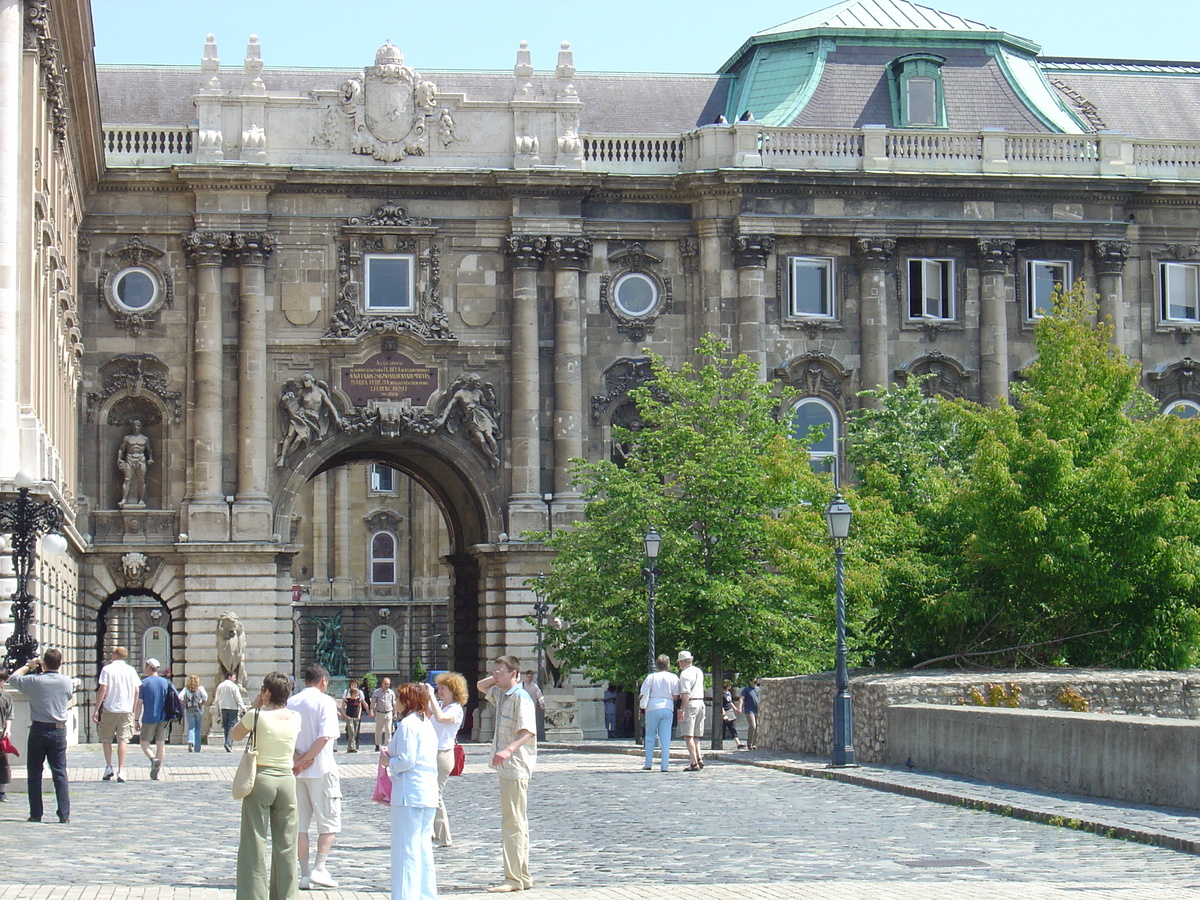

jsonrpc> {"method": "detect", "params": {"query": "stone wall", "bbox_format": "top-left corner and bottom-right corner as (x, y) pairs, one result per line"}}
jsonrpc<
(758, 670), (1200, 763)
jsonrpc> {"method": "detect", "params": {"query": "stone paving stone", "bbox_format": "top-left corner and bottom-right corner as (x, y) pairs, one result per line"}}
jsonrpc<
(2, 743), (1200, 899)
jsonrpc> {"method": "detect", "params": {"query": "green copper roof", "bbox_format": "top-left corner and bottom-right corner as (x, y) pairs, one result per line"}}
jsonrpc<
(726, 41), (828, 126)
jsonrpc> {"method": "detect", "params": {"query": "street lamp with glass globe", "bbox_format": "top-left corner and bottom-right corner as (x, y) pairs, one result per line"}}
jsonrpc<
(643, 527), (661, 674)
(825, 493), (856, 767)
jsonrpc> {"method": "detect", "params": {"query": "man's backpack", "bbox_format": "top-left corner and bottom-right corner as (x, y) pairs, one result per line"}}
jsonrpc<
(163, 683), (184, 722)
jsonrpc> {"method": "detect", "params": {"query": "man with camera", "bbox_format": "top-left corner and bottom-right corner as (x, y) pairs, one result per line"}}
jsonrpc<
(8, 648), (73, 823)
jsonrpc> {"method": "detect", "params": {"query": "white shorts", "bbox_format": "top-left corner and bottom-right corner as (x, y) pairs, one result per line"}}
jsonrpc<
(296, 770), (342, 834)
(681, 700), (706, 737)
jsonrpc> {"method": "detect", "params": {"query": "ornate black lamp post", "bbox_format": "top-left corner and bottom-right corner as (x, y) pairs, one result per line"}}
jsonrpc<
(643, 527), (661, 674)
(1, 471), (67, 671)
(532, 573), (550, 688)
(825, 493), (856, 767)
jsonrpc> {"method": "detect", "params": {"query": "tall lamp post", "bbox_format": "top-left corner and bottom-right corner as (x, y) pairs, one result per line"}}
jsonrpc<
(825, 493), (856, 767)
(532, 573), (550, 688)
(1, 471), (68, 671)
(643, 527), (660, 674)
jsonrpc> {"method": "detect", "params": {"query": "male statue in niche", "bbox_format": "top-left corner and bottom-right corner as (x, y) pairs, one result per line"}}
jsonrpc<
(117, 419), (153, 508)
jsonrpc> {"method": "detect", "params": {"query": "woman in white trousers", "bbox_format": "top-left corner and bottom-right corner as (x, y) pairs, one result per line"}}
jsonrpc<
(382, 682), (439, 900)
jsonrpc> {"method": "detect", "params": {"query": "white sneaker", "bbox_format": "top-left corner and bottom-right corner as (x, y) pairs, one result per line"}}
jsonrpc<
(308, 869), (337, 889)
(115, 770), (127, 783)
(298, 875), (311, 891)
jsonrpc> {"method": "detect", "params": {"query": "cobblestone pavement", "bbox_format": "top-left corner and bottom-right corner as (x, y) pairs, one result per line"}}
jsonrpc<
(1, 742), (1199, 899)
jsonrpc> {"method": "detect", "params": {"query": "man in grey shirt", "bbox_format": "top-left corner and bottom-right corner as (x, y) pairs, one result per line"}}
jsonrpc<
(9, 648), (74, 823)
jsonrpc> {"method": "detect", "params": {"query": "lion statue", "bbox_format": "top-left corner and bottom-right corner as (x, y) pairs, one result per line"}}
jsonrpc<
(216, 612), (247, 686)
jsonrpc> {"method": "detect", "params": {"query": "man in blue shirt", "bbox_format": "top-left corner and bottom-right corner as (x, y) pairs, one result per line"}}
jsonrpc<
(9, 648), (73, 822)
(135, 658), (170, 780)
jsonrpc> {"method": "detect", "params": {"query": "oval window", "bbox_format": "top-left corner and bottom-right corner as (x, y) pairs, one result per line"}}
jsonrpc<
(1164, 400), (1200, 419)
(612, 272), (658, 318)
(112, 268), (158, 311)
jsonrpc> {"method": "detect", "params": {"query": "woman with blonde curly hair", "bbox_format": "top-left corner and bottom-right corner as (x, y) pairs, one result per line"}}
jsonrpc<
(426, 671), (467, 848)
(181, 673), (208, 753)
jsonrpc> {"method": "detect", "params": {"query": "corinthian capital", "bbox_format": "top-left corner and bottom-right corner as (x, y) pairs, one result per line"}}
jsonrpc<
(1094, 240), (1130, 275)
(732, 234), (774, 269)
(977, 239), (1015, 274)
(231, 232), (276, 266)
(855, 237), (895, 270)
(183, 230), (232, 267)
(547, 236), (593, 271)
(505, 235), (548, 270)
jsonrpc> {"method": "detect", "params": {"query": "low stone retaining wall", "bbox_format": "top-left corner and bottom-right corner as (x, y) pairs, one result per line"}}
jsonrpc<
(757, 669), (1200, 763)
(887, 704), (1200, 809)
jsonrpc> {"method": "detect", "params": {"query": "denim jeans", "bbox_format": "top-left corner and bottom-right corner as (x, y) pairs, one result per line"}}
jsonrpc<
(644, 707), (674, 771)
(221, 708), (241, 751)
(27, 722), (69, 822)
(186, 709), (204, 751)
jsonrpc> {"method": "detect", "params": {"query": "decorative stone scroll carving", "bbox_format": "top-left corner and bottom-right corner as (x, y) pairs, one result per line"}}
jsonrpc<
(1094, 240), (1131, 274)
(365, 510), (403, 534)
(591, 357), (654, 425)
(854, 237), (896, 269)
(775, 352), (852, 402)
(1148, 357), (1200, 402)
(85, 354), (182, 424)
(733, 234), (775, 268)
(24, 1), (68, 147)
(231, 231), (274, 265)
(275, 374), (345, 467)
(506, 235), (547, 269)
(348, 201), (432, 228)
(977, 239), (1015, 274)
(331, 42), (446, 162)
(183, 230), (232, 266)
(895, 351), (975, 400)
(97, 237), (175, 335)
(432, 373), (502, 468)
(547, 236), (592, 270)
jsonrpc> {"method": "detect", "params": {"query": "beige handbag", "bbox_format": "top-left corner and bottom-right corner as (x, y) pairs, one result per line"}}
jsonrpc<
(231, 710), (259, 799)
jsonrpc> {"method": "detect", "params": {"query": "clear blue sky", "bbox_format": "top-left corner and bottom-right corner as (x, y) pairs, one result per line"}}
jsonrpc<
(91, 1), (1198, 72)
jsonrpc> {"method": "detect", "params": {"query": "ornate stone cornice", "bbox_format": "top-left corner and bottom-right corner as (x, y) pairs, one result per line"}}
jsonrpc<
(365, 510), (403, 534)
(505, 235), (547, 270)
(24, 1), (68, 147)
(733, 234), (774, 269)
(231, 232), (276, 266)
(854, 237), (896, 270)
(85, 354), (182, 424)
(977, 239), (1015, 274)
(1094, 240), (1130, 275)
(183, 230), (232, 266)
(774, 352), (851, 402)
(547, 236), (593, 271)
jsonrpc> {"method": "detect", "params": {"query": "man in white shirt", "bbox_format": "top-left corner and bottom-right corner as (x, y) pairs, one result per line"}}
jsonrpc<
(676, 650), (706, 771)
(288, 663), (342, 890)
(212, 670), (246, 752)
(371, 677), (395, 751)
(92, 646), (141, 782)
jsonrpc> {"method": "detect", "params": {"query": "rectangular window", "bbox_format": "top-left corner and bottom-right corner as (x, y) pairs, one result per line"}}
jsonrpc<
(788, 257), (835, 318)
(365, 254), (415, 312)
(908, 258), (954, 320)
(371, 463), (396, 493)
(906, 76), (937, 126)
(1162, 262), (1200, 323)
(372, 559), (396, 584)
(1027, 260), (1071, 319)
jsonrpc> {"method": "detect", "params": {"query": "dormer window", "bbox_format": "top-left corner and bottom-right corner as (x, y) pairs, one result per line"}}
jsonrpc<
(888, 54), (947, 128)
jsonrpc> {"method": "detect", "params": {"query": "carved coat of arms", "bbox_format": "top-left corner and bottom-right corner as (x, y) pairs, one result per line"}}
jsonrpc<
(335, 42), (439, 162)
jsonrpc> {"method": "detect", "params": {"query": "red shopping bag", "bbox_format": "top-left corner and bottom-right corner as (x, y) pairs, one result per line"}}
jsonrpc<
(372, 764), (392, 804)
(450, 742), (465, 776)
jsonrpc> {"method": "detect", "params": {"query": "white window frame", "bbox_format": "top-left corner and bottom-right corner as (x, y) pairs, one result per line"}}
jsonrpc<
(370, 530), (398, 585)
(1164, 399), (1200, 419)
(364, 253), (416, 313)
(611, 271), (659, 318)
(1161, 262), (1200, 324)
(110, 266), (160, 312)
(788, 256), (836, 319)
(791, 397), (839, 481)
(370, 463), (396, 494)
(906, 76), (937, 126)
(908, 258), (954, 321)
(1027, 260), (1071, 319)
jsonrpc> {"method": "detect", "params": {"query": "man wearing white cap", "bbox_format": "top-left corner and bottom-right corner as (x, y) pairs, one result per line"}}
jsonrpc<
(676, 651), (706, 771)
(135, 658), (170, 780)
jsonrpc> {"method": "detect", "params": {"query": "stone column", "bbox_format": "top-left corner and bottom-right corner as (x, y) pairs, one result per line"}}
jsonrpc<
(183, 230), (232, 540)
(505, 236), (548, 536)
(0, 0), (19, 466)
(855, 238), (895, 403)
(332, 464), (351, 600)
(734, 234), (775, 380)
(231, 232), (274, 540)
(978, 239), (1015, 407)
(1095, 241), (1130, 353)
(697, 226), (725, 347)
(547, 236), (592, 530)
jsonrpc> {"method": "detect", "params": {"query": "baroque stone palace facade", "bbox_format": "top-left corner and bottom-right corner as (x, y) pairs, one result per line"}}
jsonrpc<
(6, 0), (1200, 737)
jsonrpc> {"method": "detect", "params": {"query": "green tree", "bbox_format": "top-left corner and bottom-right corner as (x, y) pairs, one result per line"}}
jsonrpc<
(860, 281), (1200, 668)
(539, 336), (864, 692)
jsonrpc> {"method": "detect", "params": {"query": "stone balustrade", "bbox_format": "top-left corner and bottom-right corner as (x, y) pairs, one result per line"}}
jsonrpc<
(103, 121), (1200, 181)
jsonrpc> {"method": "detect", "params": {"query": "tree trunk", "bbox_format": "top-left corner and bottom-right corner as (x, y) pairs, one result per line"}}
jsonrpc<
(709, 652), (724, 750)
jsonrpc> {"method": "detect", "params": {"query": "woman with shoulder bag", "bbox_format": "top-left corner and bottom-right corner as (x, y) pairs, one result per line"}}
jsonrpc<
(383, 682), (439, 900)
(426, 671), (467, 848)
(181, 674), (208, 753)
(231, 672), (302, 900)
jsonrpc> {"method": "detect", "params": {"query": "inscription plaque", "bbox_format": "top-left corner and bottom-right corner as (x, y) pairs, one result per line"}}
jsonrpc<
(342, 352), (438, 406)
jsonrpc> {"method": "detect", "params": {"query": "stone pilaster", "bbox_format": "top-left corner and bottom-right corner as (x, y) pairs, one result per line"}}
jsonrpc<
(734, 234), (774, 380)
(182, 230), (232, 540)
(547, 236), (592, 531)
(1095, 241), (1130, 353)
(232, 232), (274, 539)
(0, 0), (19, 468)
(505, 235), (548, 536)
(855, 237), (895, 402)
(978, 239), (1014, 406)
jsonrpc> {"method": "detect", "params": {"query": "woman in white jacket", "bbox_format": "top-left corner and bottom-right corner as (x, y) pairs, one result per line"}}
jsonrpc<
(381, 682), (439, 900)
